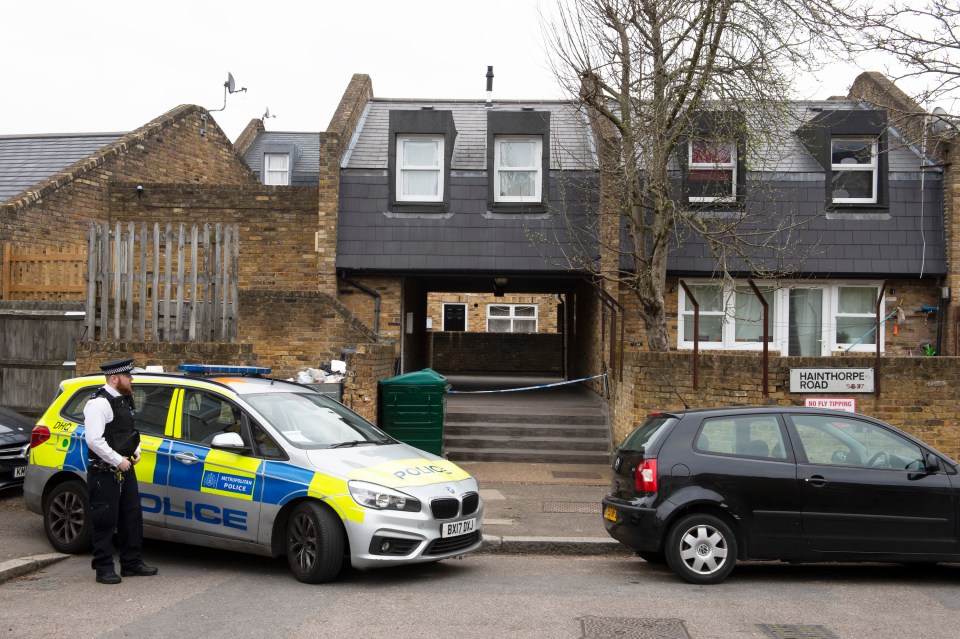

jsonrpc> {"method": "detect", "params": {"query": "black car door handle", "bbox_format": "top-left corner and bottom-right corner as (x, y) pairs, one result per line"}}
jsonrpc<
(804, 475), (828, 487)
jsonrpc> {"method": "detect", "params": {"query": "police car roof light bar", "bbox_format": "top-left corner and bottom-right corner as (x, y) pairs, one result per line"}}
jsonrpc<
(178, 364), (272, 376)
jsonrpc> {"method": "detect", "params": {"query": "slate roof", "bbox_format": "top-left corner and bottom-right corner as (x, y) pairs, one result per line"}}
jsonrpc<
(344, 99), (597, 171)
(335, 95), (944, 278)
(0, 133), (124, 202)
(241, 131), (320, 185)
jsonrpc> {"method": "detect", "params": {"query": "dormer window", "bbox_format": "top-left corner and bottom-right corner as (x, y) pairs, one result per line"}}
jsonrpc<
(494, 136), (542, 202)
(397, 135), (444, 202)
(795, 109), (888, 209)
(688, 139), (736, 202)
(831, 137), (878, 204)
(263, 152), (290, 185)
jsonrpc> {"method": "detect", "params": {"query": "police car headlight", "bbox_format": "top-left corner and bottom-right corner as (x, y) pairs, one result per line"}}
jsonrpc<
(348, 481), (421, 512)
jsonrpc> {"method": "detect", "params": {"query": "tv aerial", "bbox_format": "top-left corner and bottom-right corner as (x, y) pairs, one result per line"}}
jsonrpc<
(262, 107), (276, 122)
(208, 72), (247, 113)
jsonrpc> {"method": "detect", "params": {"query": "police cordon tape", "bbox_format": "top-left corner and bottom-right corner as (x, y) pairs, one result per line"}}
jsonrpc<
(446, 373), (607, 394)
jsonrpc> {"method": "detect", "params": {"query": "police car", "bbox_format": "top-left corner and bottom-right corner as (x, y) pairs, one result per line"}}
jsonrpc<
(23, 365), (483, 583)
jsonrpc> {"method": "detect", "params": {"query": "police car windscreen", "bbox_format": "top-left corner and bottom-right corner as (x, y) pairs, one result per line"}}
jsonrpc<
(244, 392), (390, 449)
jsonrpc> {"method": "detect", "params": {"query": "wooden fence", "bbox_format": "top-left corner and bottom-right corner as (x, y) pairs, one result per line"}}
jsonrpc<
(86, 221), (239, 342)
(2, 242), (86, 300)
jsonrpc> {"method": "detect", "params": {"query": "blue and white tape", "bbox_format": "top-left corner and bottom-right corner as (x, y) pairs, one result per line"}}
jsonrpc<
(446, 373), (607, 394)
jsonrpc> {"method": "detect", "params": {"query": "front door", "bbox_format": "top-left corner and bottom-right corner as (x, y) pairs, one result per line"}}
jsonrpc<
(443, 303), (466, 331)
(787, 413), (956, 555)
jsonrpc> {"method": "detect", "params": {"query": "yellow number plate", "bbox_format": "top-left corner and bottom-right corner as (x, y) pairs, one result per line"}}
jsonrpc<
(603, 506), (617, 522)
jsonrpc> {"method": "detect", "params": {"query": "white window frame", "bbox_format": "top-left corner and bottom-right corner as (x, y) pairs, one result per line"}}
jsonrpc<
(397, 135), (444, 202)
(494, 136), (542, 203)
(687, 140), (736, 203)
(830, 137), (878, 204)
(677, 280), (884, 355)
(441, 303), (468, 332)
(486, 303), (538, 333)
(263, 153), (290, 185)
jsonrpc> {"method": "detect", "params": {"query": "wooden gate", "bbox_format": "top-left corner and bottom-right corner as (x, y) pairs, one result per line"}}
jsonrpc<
(0, 302), (85, 415)
(86, 221), (239, 342)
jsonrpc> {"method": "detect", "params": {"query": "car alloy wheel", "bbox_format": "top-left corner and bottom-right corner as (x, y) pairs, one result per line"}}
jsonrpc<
(285, 501), (344, 583)
(666, 513), (737, 584)
(44, 480), (92, 553)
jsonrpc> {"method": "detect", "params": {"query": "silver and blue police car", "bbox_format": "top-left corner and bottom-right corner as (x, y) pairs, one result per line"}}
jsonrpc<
(23, 365), (483, 583)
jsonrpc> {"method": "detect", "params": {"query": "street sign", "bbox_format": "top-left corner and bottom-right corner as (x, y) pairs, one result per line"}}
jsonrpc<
(790, 368), (874, 393)
(803, 397), (857, 413)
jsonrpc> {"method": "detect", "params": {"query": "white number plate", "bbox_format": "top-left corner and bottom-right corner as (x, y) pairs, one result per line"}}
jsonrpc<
(13, 466), (26, 478)
(441, 517), (476, 538)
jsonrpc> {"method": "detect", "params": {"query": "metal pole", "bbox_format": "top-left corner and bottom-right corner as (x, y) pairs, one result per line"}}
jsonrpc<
(875, 281), (886, 397)
(679, 280), (699, 390)
(747, 279), (769, 397)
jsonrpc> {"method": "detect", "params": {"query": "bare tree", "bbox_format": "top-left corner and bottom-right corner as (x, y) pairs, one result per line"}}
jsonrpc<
(845, 0), (960, 106)
(540, 0), (850, 351)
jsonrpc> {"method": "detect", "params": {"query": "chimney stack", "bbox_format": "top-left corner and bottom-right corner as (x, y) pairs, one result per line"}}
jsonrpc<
(485, 66), (494, 108)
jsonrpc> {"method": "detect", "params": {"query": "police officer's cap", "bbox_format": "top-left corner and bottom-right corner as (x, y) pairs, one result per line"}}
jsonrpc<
(100, 358), (134, 376)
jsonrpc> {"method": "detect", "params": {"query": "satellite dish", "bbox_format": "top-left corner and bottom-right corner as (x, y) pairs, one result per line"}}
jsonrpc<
(931, 106), (953, 134)
(264, 107), (271, 119)
(226, 72), (236, 93)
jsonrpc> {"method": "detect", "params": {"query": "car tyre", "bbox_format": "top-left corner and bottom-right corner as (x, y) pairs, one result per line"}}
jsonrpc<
(44, 480), (92, 554)
(665, 513), (737, 585)
(286, 501), (344, 583)
(636, 551), (666, 564)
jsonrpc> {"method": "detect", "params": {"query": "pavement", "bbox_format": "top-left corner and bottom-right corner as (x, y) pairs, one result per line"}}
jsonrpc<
(0, 460), (626, 585)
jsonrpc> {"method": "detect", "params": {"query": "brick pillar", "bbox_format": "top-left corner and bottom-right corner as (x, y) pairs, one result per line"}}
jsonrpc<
(317, 74), (373, 296)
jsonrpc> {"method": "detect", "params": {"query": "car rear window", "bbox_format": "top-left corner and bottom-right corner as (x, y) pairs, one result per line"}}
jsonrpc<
(619, 415), (676, 452)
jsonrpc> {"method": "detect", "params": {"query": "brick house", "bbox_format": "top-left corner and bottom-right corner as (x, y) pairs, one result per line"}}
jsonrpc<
(0, 103), (388, 420)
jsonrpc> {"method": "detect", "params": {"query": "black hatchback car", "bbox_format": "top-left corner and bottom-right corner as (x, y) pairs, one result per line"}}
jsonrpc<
(602, 406), (959, 584)
(0, 405), (34, 491)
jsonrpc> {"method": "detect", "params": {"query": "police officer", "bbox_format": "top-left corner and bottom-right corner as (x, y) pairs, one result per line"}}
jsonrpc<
(84, 358), (158, 584)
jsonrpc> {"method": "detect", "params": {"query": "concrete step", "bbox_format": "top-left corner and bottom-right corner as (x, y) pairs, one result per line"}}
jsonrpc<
(445, 410), (607, 426)
(444, 422), (607, 438)
(446, 447), (612, 464)
(445, 434), (610, 452)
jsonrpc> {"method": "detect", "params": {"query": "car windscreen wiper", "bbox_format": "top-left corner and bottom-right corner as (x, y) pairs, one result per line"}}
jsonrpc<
(328, 440), (378, 448)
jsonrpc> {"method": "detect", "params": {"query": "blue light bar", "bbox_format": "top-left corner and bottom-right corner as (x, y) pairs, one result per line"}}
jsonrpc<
(178, 364), (272, 376)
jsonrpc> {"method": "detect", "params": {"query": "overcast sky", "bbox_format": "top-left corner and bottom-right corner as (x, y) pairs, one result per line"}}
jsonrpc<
(2, 0), (930, 142)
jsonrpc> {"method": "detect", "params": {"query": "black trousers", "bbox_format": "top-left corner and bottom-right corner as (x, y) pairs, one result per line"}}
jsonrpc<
(87, 466), (144, 573)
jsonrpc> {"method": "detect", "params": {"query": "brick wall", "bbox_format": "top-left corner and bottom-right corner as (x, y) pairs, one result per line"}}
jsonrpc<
(426, 292), (560, 333)
(75, 340), (257, 375)
(612, 350), (960, 460)
(1, 104), (256, 252)
(238, 290), (377, 379)
(337, 275), (403, 350)
(342, 342), (396, 423)
(108, 183), (319, 291)
(318, 74), (374, 295)
(429, 332), (563, 373)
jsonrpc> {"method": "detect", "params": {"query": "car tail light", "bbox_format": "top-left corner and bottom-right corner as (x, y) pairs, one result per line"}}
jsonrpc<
(634, 458), (657, 493)
(30, 425), (50, 448)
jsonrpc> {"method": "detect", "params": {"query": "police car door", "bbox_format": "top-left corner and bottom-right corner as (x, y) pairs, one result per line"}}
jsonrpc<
(128, 384), (177, 531)
(165, 388), (261, 542)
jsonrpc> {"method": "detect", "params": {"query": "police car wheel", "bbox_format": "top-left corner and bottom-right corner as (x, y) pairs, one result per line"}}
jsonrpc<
(286, 501), (344, 583)
(44, 480), (93, 554)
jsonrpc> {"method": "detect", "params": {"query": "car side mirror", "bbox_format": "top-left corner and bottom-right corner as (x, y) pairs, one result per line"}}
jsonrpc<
(210, 432), (249, 451)
(924, 452), (941, 473)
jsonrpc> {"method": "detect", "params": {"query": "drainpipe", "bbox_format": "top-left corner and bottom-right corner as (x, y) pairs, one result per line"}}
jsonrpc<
(678, 280), (699, 391)
(339, 273), (380, 335)
(747, 279), (769, 397)
(596, 283), (624, 383)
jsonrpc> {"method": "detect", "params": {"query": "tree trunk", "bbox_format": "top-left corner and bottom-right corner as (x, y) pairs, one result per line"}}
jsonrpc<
(639, 297), (671, 351)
